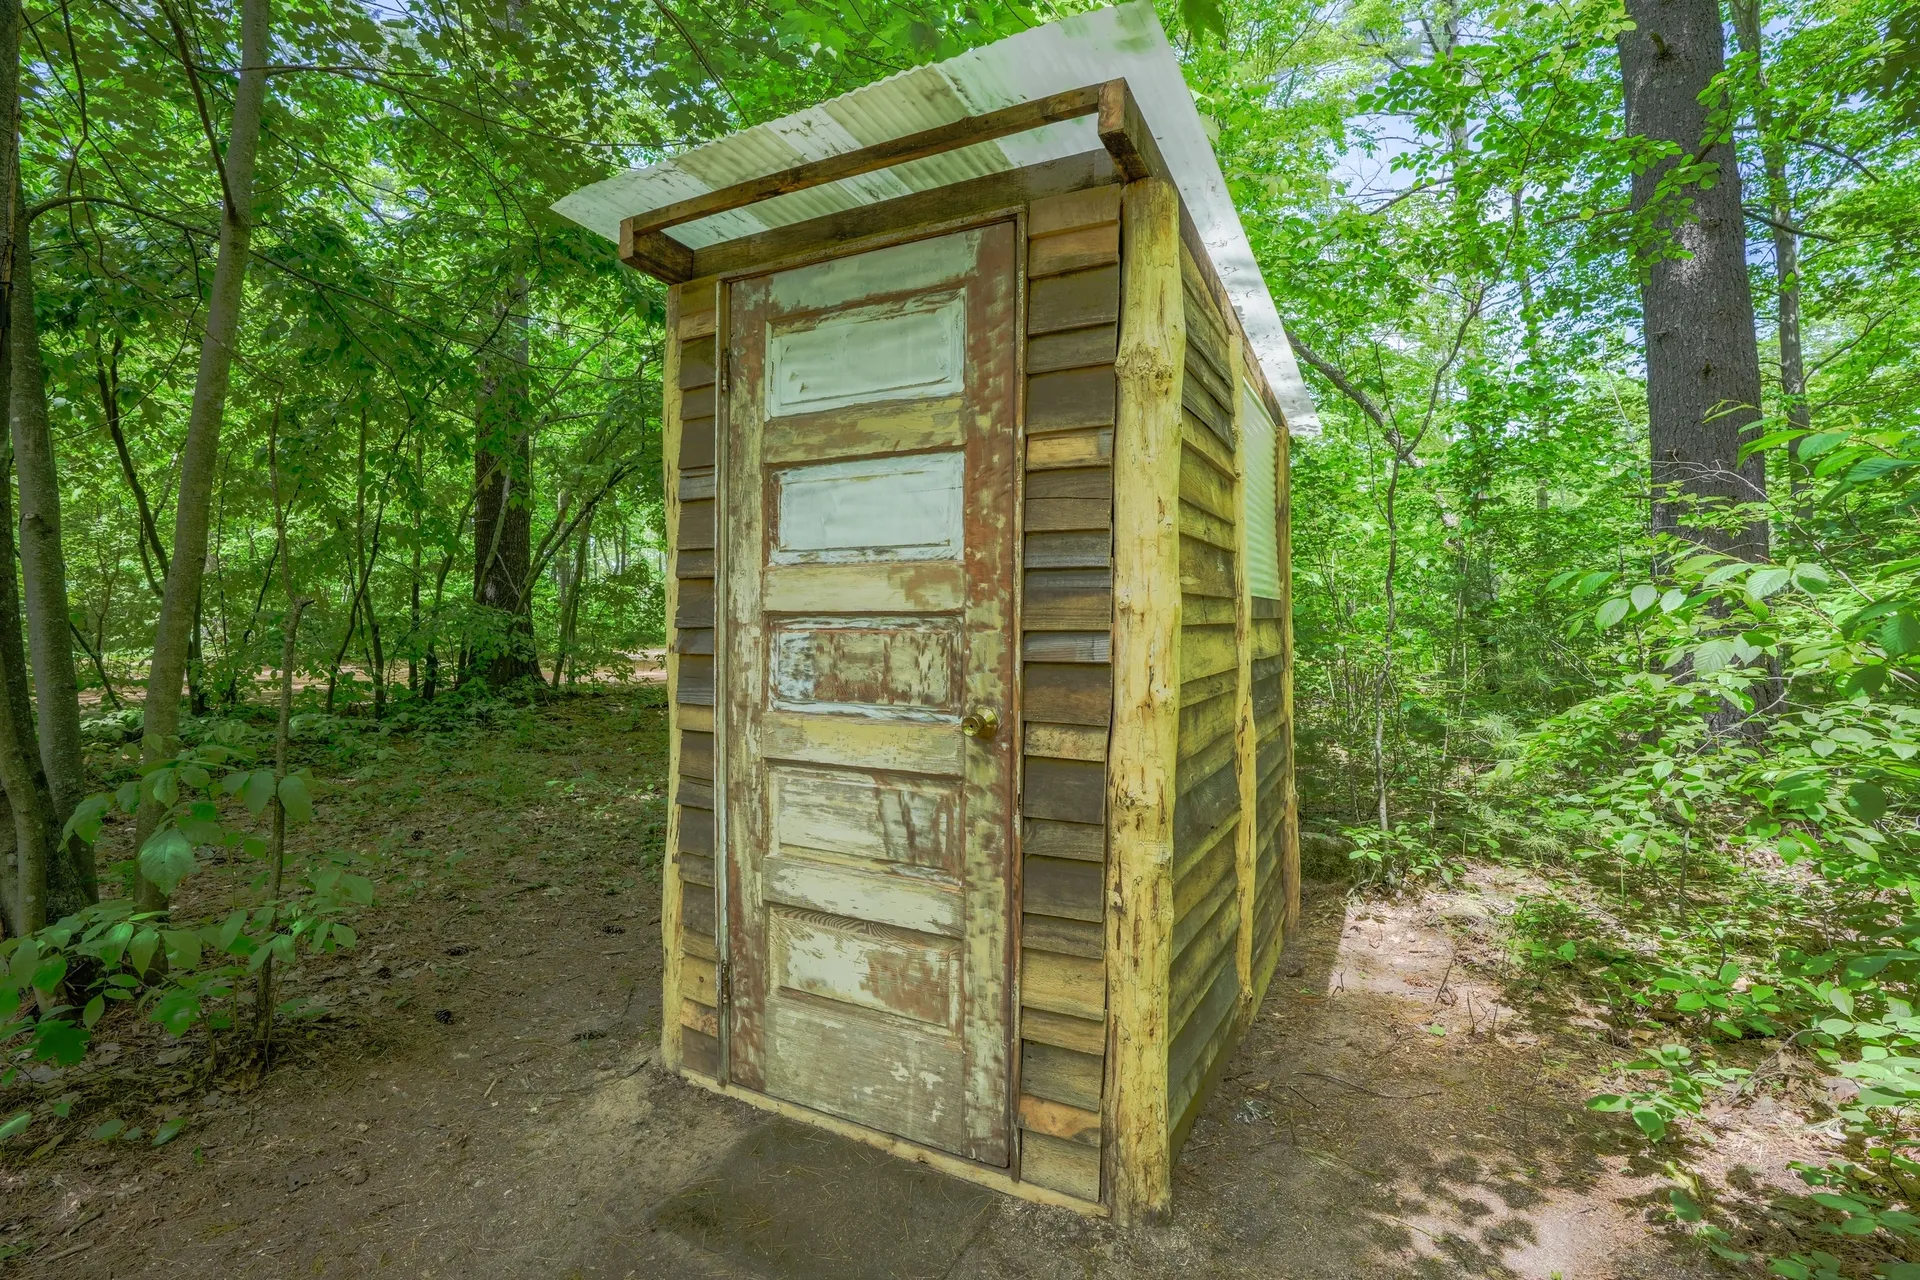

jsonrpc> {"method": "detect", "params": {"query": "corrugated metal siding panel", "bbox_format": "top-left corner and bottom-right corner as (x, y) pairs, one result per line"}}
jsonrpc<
(1240, 385), (1280, 597)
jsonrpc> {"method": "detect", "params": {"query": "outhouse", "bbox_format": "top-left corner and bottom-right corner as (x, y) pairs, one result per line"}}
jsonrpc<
(555, 1), (1316, 1223)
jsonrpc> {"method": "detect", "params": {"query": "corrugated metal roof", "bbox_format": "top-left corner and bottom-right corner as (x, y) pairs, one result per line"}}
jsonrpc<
(553, 1), (1319, 434)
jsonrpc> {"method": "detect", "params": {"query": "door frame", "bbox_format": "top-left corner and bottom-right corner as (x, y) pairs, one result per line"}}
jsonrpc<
(709, 208), (1030, 1165)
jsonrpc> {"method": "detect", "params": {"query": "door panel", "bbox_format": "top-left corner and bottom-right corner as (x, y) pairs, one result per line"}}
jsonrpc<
(723, 223), (1018, 1165)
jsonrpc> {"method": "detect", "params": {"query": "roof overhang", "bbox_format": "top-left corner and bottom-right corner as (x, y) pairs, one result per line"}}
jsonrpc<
(553, 1), (1319, 435)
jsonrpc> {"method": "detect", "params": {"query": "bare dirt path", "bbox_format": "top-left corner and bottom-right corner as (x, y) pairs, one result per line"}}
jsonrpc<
(3, 693), (1822, 1278)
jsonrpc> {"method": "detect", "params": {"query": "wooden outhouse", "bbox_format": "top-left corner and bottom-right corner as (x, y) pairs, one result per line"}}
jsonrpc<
(555, 1), (1317, 1223)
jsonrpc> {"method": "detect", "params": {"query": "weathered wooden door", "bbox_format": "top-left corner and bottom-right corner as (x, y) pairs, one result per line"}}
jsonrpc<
(721, 224), (1019, 1164)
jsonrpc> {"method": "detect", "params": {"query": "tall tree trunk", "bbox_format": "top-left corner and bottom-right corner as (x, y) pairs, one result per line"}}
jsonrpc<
(472, 281), (537, 687)
(551, 508), (593, 689)
(0, 460), (59, 935)
(1728, 0), (1809, 490)
(1618, 0), (1768, 562)
(9, 179), (85, 847)
(133, 0), (271, 912)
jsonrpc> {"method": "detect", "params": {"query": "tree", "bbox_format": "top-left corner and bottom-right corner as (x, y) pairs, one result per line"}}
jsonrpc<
(133, 0), (272, 911)
(1617, 0), (1769, 561)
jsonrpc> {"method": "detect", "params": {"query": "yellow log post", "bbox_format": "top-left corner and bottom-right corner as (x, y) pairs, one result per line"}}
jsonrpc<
(1104, 176), (1184, 1225)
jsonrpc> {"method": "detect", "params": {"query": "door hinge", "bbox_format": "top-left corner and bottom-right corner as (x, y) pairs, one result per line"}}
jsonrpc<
(718, 958), (732, 1005)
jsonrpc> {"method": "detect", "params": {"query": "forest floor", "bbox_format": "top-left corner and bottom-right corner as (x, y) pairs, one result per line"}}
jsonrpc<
(0, 688), (1864, 1278)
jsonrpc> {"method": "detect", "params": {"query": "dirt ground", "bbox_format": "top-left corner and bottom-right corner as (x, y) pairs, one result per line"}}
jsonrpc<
(0, 689), (1864, 1278)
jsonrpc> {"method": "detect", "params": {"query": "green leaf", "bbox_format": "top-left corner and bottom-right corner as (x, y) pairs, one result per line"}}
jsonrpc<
(1660, 588), (1687, 614)
(1670, 1186), (1704, 1222)
(151, 768), (179, 808)
(62, 793), (111, 846)
(82, 995), (105, 1028)
(1748, 566), (1791, 599)
(128, 929), (159, 977)
(1179, 0), (1228, 42)
(138, 827), (196, 895)
(1792, 563), (1832, 593)
(0, 1110), (30, 1141)
(242, 769), (276, 817)
(164, 929), (203, 970)
(1847, 781), (1888, 822)
(153, 1116), (187, 1146)
(1630, 1106), (1667, 1140)
(1881, 612), (1920, 657)
(217, 909), (247, 951)
(1596, 597), (1630, 630)
(1796, 432), (1850, 459)
(89, 1118), (124, 1142)
(278, 774), (314, 825)
(1630, 584), (1658, 613)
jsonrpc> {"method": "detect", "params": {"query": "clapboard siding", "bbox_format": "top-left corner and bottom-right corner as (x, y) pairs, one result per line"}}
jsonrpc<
(667, 277), (721, 1083)
(1166, 244), (1245, 1156)
(1016, 184), (1118, 1204)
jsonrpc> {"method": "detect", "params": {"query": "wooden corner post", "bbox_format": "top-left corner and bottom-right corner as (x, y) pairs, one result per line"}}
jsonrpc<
(660, 283), (687, 1074)
(1229, 332), (1258, 1021)
(1105, 176), (1184, 1225)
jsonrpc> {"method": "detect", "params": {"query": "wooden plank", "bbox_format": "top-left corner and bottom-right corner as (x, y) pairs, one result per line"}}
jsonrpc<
(623, 84), (1111, 254)
(1097, 77), (1167, 183)
(1168, 963), (1238, 1138)
(1023, 817), (1106, 862)
(1030, 183), (1121, 237)
(682, 884), (716, 940)
(677, 579), (715, 629)
(680, 730), (714, 780)
(1023, 567), (1112, 630)
(763, 709), (962, 775)
(1029, 266), (1120, 335)
(678, 852), (715, 888)
(1178, 690), (1237, 762)
(1174, 759), (1240, 849)
(679, 805), (715, 855)
(679, 501), (715, 551)
(763, 397), (965, 465)
(680, 415), (716, 470)
(682, 1025), (720, 1077)
(1022, 631), (1111, 664)
(677, 654), (714, 706)
(1180, 623), (1237, 683)
(675, 627), (715, 657)
(1024, 722), (1108, 763)
(679, 335), (716, 390)
(1180, 405), (1235, 474)
(1020, 1007), (1107, 1056)
(763, 561), (965, 613)
(1025, 756), (1105, 824)
(1025, 498), (1111, 536)
(1027, 325), (1118, 375)
(1178, 499), (1235, 552)
(1173, 814), (1236, 922)
(1178, 447), (1235, 523)
(695, 151), (1113, 283)
(1025, 854), (1104, 922)
(1027, 466), (1111, 501)
(1023, 662), (1112, 727)
(679, 469), (716, 502)
(1027, 366), (1117, 434)
(1022, 1130), (1102, 1200)
(1180, 668), (1235, 709)
(1019, 1095), (1102, 1146)
(1024, 531), (1111, 570)
(677, 550), (716, 579)
(677, 776), (715, 810)
(1022, 1040), (1105, 1112)
(1180, 537), (1236, 602)
(1026, 429), (1113, 470)
(1182, 595), (1235, 628)
(1030, 222), (1120, 278)
(1103, 177), (1182, 1226)
(1022, 949), (1105, 1021)
(1022, 913), (1104, 959)
(683, 955), (717, 1006)
(1181, 381), (1233, 450)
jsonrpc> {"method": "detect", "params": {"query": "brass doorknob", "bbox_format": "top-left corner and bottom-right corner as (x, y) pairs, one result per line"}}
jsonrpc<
(960, 708), (1001, 741)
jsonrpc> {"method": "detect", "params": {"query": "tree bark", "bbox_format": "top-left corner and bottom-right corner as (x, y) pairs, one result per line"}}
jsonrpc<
(10, 177), (89, 883)
(1728, 0), (1809, 482)
(134, 0), (271, 911)
(472, 282), (537, 687)
(1618, 0), (1768, 561)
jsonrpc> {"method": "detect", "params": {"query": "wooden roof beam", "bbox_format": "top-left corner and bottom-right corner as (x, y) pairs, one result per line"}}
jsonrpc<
(620, 79), (1164, 282)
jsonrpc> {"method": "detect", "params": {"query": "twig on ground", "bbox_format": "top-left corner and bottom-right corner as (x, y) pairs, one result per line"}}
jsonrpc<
(1291, 1071), (1443, 1100)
